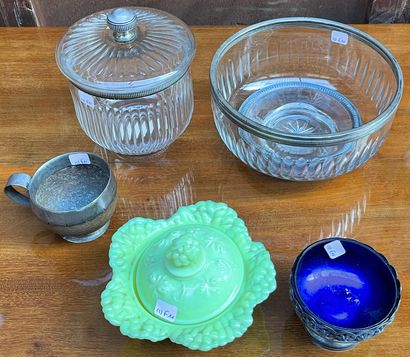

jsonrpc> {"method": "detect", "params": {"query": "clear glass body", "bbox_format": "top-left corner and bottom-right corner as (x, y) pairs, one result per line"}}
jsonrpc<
(210, 18), (403, 180)
(57, 7), (196, 156)
(70, 71), (194, 155)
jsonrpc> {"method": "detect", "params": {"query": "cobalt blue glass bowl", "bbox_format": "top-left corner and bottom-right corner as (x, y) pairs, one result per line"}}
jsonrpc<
(290, 238), (401, 351)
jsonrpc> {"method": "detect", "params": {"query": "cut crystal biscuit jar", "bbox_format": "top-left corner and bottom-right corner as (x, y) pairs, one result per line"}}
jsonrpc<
(56, 7), (196, 155)
(101, 201), (276, 350)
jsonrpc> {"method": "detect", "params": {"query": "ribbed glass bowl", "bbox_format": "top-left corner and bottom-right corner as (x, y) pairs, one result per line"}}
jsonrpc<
(210, 18), (403, 181)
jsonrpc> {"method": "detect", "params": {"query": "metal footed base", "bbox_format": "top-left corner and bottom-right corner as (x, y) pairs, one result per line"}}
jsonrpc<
(62, 221), (110, 243)
(308, 329), (359, 352)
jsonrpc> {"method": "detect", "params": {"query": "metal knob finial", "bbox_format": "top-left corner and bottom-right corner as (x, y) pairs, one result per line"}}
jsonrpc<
(107, 8), (137, 43)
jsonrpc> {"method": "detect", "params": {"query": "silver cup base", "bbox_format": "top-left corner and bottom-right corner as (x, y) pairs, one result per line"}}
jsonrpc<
(62, 221), (110, 243)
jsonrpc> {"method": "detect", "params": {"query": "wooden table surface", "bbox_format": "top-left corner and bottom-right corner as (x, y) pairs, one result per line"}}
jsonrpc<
(0, 25), (409, 356)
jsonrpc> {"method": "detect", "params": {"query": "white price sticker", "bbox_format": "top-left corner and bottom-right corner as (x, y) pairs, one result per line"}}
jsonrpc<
(331, 30), (349, 46)
(154, 299), (177, 322)
(78, 89), (94, 108)
(69, 153), (91, 166)
(324, 240), (346, 259)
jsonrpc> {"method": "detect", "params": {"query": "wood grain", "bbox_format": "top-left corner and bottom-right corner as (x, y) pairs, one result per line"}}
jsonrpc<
(0, 26), (409, 356)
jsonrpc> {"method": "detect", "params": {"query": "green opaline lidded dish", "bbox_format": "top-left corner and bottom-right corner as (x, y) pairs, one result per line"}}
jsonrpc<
(101, 201), (276, 351)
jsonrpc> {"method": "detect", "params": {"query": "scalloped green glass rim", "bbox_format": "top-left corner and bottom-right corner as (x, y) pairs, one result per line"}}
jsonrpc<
(210, 17), (403, 146)
(101, 201), (277, 351)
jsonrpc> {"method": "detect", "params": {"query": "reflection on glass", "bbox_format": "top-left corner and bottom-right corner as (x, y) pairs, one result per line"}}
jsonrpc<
(115, 169), (195, 220)
(118, 170), (194, 220)
(72, 270), (113, 287)
(318, 192), (368, 239)
(94, 146), (196, 220)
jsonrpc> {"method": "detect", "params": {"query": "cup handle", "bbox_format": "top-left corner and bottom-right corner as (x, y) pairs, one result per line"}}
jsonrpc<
(4, 173), (31, 207)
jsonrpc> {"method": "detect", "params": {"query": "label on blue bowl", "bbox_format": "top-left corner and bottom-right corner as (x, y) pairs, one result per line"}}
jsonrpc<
(324, 240), (346, 259)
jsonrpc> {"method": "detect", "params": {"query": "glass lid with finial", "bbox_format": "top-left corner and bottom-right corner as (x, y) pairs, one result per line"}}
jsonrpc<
(101, 201), (277, 351)
(135, 223), (245, 325)
(56, 7), (196, 98)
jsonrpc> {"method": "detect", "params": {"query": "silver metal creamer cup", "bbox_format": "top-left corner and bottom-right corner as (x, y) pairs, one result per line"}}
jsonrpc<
(4, 152), (117, 243)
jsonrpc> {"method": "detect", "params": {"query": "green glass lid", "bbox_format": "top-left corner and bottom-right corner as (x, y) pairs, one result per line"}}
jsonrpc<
(136, 225), (244, 324)
(101, 201), (276, 351)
